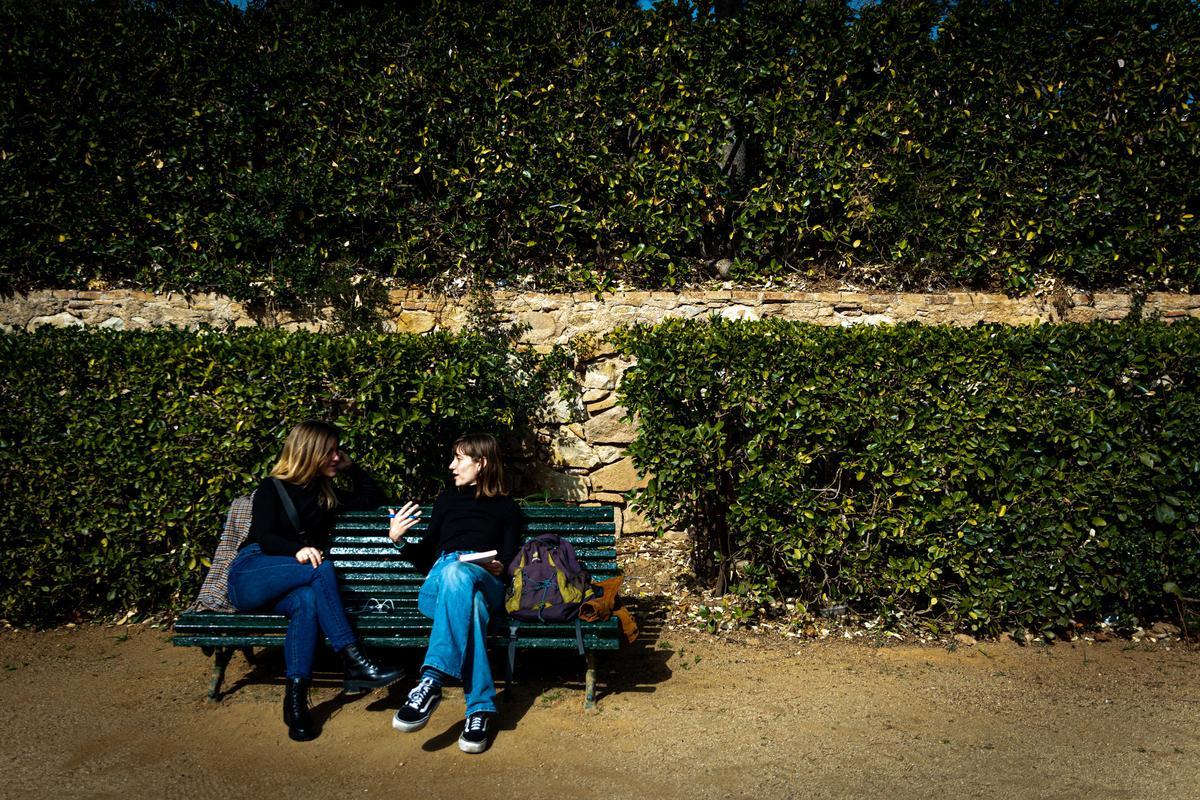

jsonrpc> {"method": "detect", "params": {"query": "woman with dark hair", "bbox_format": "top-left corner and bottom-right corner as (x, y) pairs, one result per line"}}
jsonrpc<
(386, 432), (523, 754)
(227, 420), (410, 741)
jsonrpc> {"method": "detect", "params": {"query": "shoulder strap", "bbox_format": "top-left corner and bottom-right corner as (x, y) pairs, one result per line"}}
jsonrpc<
(271, 477), (305, 535)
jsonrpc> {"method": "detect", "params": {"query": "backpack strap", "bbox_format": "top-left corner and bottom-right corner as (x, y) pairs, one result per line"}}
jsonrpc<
(574, 617), (585, 655)
(507, 620), (521, 691)
(270, 477), (306, 539)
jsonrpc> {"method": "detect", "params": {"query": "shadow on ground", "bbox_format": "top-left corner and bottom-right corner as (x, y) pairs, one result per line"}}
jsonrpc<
(199, 592), (676, 728)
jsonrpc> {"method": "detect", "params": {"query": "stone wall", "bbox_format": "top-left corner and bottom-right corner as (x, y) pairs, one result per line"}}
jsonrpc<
(6, 288), (1199, 336)
(4, 287), (1197, 535)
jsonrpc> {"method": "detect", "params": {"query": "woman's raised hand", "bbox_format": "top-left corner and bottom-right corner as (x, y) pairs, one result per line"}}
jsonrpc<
(388, 501), (422, 542)
(295, 546), (323, 567)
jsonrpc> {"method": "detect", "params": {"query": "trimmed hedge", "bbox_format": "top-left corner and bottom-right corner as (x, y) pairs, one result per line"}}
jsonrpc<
(0, 326), (566, 625)
(615, 318), (1200, 634)
(0, 0), (1196, 303)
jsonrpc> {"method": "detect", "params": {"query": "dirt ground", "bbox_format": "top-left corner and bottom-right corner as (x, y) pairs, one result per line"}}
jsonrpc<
(3, 536), (1198, 800)
(1, 607), (1197, 800)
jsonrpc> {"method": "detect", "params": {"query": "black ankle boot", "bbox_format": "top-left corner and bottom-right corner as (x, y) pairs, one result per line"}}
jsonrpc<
(283, 677), (318, 742)
(341, 642), (406, 693)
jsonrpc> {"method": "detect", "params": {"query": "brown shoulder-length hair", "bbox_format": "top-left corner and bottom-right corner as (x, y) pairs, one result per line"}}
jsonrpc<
(454, 433), (506, 499)
(270, 420), (341, 509)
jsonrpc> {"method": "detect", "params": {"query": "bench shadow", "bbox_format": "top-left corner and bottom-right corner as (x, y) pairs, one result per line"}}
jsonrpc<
(484, 593), (675, 728)
(216, 647), (418, 702)
(212, 594), (673, 729)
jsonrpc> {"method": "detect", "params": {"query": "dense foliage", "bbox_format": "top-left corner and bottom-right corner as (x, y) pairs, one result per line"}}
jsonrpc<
(1, 0), (1196, 304)
(615, 318), (1200, 635)
(0, 326), (566, 625)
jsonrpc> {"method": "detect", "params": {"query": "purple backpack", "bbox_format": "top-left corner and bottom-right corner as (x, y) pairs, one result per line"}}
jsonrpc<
(505, 534), (592, 622)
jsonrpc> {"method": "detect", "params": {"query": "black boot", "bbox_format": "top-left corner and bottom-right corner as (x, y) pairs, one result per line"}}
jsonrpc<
(283, 677), (318, 742)
(341, 642), (406, 693)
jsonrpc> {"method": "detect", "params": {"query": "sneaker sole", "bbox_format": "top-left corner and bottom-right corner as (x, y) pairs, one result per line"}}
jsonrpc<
(458, 735), (490, 754)
(392, 695), (440, 733)
(344, 669), (406, 695)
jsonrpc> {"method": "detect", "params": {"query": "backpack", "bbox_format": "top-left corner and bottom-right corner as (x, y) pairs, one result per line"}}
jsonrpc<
(504, 534), (593, 622)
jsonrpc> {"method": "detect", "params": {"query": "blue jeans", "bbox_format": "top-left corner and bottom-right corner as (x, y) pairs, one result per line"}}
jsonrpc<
(227, 544), (357, 679)
(417, 552), (506, 716)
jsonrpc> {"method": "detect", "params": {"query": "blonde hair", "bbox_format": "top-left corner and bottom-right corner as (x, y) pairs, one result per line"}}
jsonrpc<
(454, 433), (506, 499)
(270, 420), (341, 509)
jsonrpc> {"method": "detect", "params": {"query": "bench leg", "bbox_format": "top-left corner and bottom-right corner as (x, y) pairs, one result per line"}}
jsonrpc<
(584, 650), (597, 710)
(208, 647), (235, 702)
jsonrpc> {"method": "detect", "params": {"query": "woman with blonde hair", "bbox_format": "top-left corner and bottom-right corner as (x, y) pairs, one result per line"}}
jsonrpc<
(227, 419), (409, 741)
(387, 432), (523, 754)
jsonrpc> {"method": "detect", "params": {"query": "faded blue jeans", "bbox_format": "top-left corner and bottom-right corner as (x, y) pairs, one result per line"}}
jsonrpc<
(417, 552), (506, 716)
(227, 544), (357, 679)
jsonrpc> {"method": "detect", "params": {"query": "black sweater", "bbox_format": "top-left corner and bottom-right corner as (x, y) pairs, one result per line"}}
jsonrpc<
(242, 466), (385, 556)
(411, 485), (523, 569)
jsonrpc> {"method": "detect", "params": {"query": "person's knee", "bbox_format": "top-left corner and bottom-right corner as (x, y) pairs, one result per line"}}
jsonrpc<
(440, 562), (476, 595)
(312, 559), (337, 581)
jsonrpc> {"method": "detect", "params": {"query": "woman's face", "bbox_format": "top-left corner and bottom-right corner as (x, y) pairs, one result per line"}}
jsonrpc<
(450, 447), (483, 487)
(319, 440), (342, 478)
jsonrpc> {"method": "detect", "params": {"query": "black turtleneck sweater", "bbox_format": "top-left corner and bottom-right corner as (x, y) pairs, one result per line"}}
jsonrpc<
(242, 466), (385, 556)
(412, 484), (523, 568)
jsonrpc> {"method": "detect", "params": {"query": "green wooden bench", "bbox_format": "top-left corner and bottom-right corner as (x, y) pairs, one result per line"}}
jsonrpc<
(173, 504), (621, 708)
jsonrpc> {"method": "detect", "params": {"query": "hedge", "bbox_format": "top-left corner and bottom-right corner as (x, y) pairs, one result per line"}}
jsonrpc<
(614, 317), (1200, 635)
(0, 326), (566, 625)
(0, 0), (1195, 305)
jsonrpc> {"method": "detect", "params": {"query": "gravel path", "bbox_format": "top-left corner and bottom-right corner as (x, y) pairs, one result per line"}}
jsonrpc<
(1, 618), (1196, 800)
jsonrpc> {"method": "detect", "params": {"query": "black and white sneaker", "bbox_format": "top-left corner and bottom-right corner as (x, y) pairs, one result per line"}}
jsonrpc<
(391, 677), (442, 732)
(458, 712), (494, 754)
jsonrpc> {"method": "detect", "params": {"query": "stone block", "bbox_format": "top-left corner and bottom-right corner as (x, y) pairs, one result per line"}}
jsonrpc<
(582, 359), (626, 391)
(29, 312), (83, 329)
(593, 445), (627, 464)
(621, 504), (654, 535)
(528, 464), (591, 501)
(549, 394), (586, 424)
(590, 457), (648, 493)
(549, 429), (601, 470)
(392, 310), (436, 334)
(719, 305), (759, 321)
(584, 405), (635, 444)
(515, 310), (559, 343)
(776, 303), (821, 320)
(585, 394), (619, 414)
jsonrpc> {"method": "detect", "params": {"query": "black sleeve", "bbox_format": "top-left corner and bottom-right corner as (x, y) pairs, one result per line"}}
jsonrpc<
(249, 479), (303, 557)
(406, 490), (448, 573)
(498, 499), (524, 568)
(336, 465), (387, 511)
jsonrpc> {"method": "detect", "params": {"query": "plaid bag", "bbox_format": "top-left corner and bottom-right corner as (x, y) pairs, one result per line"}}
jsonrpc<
(186, 493), (254, 613)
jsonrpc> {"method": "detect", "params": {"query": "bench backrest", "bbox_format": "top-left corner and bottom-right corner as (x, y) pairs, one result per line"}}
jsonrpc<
(329, 505), (618, 609)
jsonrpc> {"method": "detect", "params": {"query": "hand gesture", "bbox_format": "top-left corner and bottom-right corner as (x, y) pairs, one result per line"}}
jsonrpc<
(388, 502), (422, 542)
(296, 546), (323, 568)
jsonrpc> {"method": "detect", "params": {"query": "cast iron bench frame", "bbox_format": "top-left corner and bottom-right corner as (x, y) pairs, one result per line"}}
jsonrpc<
(172, 504), (621, 708)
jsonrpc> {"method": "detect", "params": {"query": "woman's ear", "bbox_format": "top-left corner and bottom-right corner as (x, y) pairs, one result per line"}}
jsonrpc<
(478, 456), (488, 470)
